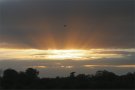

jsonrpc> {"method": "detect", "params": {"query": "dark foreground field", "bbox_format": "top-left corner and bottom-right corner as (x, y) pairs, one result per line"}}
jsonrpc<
(0, 68), (135, 89)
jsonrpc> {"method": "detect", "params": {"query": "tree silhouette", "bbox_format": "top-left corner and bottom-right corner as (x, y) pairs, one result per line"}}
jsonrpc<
(0, 69), (2, 77)
(69, 72), (76, 78)
(0, 68), (134, 89)
(25, 68), (39, 79)
(1, 69), (19, 89)
(24, 68), (39, 89)
(95, 70), (117, 80)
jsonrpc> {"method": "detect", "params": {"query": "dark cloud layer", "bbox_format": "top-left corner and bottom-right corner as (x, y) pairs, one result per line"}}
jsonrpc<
(0, 0), (134, 49)
(0, 57), (135, 77)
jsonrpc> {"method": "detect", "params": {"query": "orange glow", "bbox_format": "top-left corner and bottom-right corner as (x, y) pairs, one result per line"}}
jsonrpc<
(84, 65), (135, 68)
(26, 65), (48, 69)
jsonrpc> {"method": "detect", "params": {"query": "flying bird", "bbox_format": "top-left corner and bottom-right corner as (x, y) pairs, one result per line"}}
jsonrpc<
(64, 25), (67, 27)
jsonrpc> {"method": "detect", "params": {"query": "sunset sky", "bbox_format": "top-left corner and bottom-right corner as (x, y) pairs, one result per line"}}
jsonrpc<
(0, 0), (135, 77)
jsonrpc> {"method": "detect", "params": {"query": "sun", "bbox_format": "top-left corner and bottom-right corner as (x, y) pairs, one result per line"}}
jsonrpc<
(45, 50), (88, 60)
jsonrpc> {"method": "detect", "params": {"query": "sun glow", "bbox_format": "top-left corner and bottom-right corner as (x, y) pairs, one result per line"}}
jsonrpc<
(45, 50), (89, 60)
(0, 48), (133, 60)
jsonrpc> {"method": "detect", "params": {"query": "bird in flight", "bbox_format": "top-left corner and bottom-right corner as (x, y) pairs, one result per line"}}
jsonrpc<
(64, 25), (67, 27)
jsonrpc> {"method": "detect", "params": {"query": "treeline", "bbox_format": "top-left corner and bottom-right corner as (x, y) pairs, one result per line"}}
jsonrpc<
(0, 68), (135, 89)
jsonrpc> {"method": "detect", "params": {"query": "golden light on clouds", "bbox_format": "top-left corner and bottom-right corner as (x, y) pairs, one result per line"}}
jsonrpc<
(83, 65), (135, 68)
(29, 65), (48, 69)
(60, 65), (73, 69)
(0, 48), (134, 61)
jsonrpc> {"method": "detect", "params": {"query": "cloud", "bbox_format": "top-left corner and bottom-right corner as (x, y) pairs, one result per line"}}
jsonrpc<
(28, 65), (48, 69)
(0, 49), (134, 60)
(83, 65), (135, 68)
(0, 0), (134, 49)
(0, 58), (135, 77)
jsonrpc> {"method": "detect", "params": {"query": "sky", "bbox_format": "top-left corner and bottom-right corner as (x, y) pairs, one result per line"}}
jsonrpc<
(0, 0), (135, 77)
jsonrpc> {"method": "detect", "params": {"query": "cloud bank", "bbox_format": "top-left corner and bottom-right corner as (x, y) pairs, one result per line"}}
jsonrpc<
(0, 0), (134, 49)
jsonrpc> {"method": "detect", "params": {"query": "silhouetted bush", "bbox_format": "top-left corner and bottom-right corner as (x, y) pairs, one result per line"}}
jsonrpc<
(1, 69), (19, 89)
(0, 68), (134, 89)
